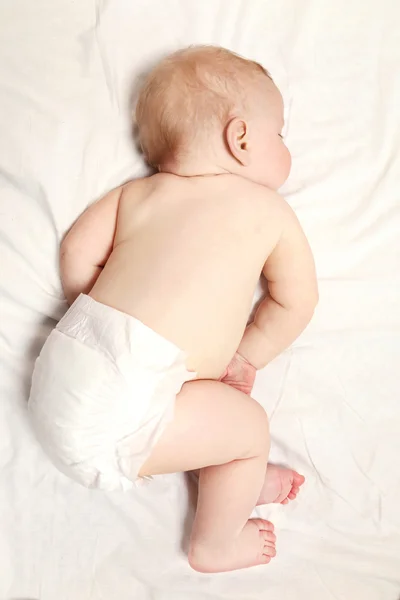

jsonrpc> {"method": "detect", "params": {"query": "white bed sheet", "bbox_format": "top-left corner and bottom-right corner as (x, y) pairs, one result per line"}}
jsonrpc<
(1, 1), (400, 598)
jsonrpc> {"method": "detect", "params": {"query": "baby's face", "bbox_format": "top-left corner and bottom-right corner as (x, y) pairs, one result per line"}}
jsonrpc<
(247, 87), (291, 190)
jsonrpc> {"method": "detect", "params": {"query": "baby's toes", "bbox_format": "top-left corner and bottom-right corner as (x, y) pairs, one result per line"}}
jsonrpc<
(262, 537), (277, 560)
(261, 529), (276, 546)
(293, 472), (305, 487)
(255, 519), (276, 564)
(253, 518), (274, 532)
(260, 554), (272, 564)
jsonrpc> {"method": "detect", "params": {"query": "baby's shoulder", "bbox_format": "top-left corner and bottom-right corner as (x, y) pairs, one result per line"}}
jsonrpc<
(120, 175), (155, 198)
(223, 175), (286, 213)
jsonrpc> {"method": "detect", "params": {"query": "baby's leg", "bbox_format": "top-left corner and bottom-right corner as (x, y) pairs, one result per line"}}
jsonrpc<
(139, 380), (274, 573)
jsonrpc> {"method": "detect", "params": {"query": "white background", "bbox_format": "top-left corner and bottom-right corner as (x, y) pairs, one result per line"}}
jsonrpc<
(0, 1), (399, 598)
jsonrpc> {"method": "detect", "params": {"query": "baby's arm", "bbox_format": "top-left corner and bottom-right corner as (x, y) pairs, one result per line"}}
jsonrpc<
(237, 200), (318, 370)
(60, 186), (123, 305)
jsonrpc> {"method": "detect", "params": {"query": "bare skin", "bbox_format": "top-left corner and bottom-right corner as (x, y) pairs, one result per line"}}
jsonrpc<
(257, 464), (306, 506)
(137, 381), (304, 572)
(138, 379), (278, 572)
(192, 463), (306, 506)
(59, 71), (317, 572)
(61, 173), (317, 378)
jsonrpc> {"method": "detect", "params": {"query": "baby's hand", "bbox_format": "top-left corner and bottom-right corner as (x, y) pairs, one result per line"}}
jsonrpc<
(219, 352), (257, 396)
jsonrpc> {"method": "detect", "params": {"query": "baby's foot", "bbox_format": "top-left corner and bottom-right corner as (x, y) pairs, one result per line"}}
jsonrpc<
(189, 518), (276, 573)
(257, 464), (305, 506)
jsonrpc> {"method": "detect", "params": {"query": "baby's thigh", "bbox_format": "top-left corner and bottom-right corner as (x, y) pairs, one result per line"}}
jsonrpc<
(139, 380), (269, 477)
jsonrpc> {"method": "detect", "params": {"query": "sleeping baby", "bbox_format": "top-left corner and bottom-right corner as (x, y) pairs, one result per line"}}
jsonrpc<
(29, 46), (318, 573)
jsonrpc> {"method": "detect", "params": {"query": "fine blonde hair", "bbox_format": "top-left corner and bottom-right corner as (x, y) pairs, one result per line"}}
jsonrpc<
(135, 45), (271, 167)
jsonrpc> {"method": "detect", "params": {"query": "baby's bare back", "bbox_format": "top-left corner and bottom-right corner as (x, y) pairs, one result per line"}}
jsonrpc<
(90, 173), (280, 378)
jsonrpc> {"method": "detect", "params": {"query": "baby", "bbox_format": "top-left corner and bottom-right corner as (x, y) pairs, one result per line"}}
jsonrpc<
(29, 46), (318, 573)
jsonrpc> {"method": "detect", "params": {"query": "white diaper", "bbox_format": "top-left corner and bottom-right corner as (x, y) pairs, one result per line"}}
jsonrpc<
(28, 294), (196, 491)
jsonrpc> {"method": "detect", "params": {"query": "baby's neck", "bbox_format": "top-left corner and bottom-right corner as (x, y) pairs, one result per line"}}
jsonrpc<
(159, 158), (231, 179)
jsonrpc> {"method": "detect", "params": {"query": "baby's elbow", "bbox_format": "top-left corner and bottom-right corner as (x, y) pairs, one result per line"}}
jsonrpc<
(60, 238), (73, 262)
(303, 291), (319, 325)
(59, 240), (81, 288)
(60, 237), (82, 267)
(310, 287), (319, 312)
(296, 291), (318, 325)
(304, 277), (319, 312)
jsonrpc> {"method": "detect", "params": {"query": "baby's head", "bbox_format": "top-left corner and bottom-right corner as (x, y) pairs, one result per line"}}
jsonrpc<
(135, 46), (291, 189)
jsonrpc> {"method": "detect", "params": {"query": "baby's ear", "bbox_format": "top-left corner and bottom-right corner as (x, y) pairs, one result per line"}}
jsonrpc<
(225, 117), (251, 166)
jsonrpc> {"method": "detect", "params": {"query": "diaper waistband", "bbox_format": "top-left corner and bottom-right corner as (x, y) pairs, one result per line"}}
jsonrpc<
(57, 294), (189, 371)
